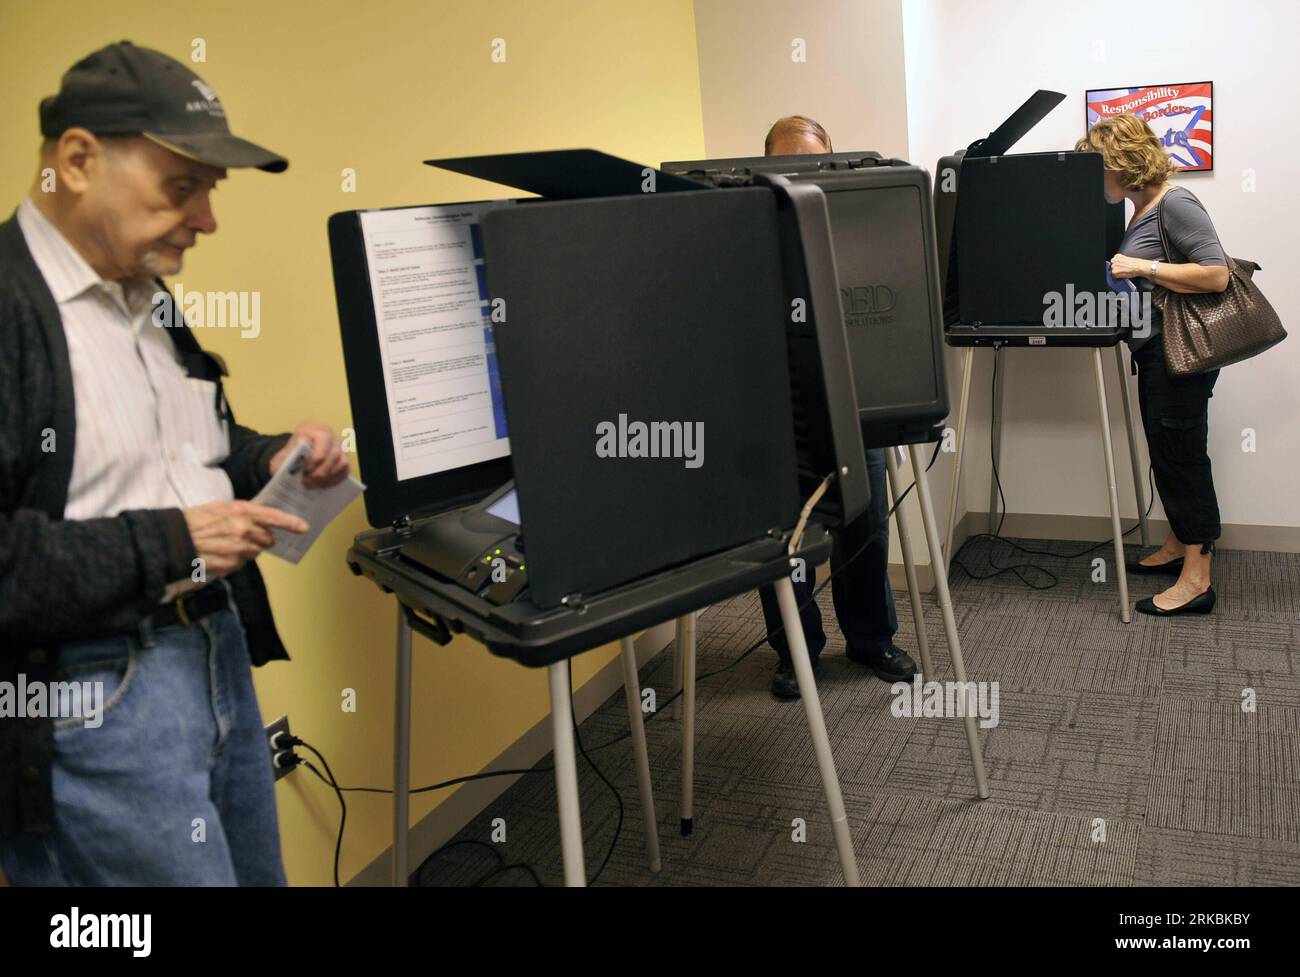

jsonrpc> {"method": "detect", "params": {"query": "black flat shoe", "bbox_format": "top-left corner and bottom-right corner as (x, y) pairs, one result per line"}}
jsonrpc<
(846, 643), (918, 682)
(770, 658), (820, 700)
(1135, 586), (1216, 617)
(1125, 556), (1185, 576)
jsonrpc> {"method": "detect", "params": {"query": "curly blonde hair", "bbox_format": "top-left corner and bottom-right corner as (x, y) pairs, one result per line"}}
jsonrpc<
(1076, 113), (1176, 190)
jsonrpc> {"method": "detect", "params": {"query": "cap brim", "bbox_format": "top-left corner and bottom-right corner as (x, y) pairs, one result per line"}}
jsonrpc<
(143, 131), (288, 173)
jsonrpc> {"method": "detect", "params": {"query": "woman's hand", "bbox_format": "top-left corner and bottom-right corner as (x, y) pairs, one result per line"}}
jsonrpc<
(1109, 253), (1150, 280)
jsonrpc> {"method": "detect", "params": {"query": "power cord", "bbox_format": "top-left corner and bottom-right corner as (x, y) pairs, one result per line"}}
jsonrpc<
(315, 446), (942, 880)
(568, 666), (623, 885)
(583, 442), (942, 753)
(420, 838), (545, 887)
(287, 735), (346, 888)
(949, 352), (1154, 589)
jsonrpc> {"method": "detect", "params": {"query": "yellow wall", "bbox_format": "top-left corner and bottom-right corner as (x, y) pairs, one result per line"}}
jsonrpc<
(0, 0), (706, 884)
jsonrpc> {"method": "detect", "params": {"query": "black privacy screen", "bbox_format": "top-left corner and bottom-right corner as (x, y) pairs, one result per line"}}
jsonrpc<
(480, 187), (800, 608)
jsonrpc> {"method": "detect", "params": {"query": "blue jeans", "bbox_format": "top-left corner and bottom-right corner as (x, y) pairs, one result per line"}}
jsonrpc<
(759, 447), (898, 665)
(0, 588), (286, 885)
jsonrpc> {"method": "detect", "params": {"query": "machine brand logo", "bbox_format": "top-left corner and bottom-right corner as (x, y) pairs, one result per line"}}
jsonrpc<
(840, 283), (897, 327)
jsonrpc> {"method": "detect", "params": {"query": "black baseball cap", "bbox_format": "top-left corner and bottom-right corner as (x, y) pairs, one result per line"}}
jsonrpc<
(39, 41), (288, 173)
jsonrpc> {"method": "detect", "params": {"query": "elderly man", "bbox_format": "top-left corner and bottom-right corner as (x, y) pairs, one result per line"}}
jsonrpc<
(757, 115), (918, 699)
(0, 42), (349, 885)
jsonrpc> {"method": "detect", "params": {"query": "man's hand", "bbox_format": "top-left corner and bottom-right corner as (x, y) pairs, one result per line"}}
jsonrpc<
(183, 500), (309, 579)
(269, 421), (350, 489)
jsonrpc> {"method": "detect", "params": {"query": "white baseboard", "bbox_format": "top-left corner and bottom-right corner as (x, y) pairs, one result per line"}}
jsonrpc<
(885, 511), (1300, 598)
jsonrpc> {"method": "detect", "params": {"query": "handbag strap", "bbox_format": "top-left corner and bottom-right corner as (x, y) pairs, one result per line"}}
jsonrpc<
(1153, 186), (1184, 264)
(1155, 185), (1231, 267)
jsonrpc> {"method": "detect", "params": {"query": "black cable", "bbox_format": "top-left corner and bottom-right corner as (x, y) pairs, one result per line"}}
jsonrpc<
(949, 350), (1155, 589)
(294, 737), (349, 888)
(300, 758), (346, 888)
(473, 862), (545, 887)
(317, 445), (945, 873)
(583, 442), (943, 754)
(568, 666), (623, 885)
(434, 836), (504, 888)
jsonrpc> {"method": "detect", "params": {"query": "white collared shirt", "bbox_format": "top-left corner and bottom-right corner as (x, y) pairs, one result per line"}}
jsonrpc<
(17, 196), (234, 536)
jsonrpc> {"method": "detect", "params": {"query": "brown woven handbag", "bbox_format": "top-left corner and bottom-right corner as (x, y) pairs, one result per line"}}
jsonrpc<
(1154, 188), (1286, 376)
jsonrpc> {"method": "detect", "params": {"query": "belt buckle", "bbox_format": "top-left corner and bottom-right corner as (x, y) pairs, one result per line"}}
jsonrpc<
(175, 594), (192, 627)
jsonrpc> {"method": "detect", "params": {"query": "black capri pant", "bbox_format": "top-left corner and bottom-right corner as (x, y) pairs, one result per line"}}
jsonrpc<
(1131, 333), (1221, 546)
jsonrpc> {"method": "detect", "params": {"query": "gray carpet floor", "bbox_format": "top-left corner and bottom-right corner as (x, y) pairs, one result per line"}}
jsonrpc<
(415, 537), (1300, 886)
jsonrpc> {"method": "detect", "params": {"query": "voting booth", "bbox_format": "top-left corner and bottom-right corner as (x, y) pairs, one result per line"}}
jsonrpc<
(931, 92), (1152, 618)
(934, 89), (1127, 347)
(662, 152), (949, 449)
(328, 150), (872, 885)
(660, 150), (992, 808)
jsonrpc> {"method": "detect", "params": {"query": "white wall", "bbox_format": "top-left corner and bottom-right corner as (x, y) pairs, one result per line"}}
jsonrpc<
(903, 0), (1300, 537)
(692, 0), (943, 571)
(693, 0), (910, 159)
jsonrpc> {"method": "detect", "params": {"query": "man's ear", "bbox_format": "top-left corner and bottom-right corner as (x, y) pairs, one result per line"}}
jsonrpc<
(52, 127), (102, 195)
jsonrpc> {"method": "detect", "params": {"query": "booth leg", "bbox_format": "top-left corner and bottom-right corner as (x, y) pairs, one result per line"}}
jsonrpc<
(886, 448), (935, 682)
(671, 618), (684, 720)
(678, 614), (697, 836)
(909, 444), (992, 800)
(774, 577), (861, 886)
(987, 345), (1006, 535)
(619, 637), (661, 872)
(944, 346), (974, 563)
(548, 660), (587, 886)
(1115, 344), (1150, 547)
(393, 605), (413, 887)
(1093, 349), (1132, 624)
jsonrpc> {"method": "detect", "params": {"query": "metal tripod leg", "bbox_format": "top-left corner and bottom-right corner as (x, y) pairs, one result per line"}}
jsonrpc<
(886, 448), (934, 681)
(393, 605), (412, 887)
(909, 444), (991, 800)
(1114, 344), (1150, 547)
(676, 614), (696, 836)
(774, 577), (861, 886)
(944, 346), (974, 563)
(1093, 349), (1132, 623)
(619, 636), (661, 872)
(671, 619), (684, 720)
(547, 660), (586, 886)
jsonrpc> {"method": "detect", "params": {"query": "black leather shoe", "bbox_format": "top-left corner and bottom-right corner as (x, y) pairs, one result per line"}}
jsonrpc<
(846, 643), (918, 682)
(1125, 554), (1185, 576)
(770, 659), (820, 700)
(1135, 586), (1216, 617)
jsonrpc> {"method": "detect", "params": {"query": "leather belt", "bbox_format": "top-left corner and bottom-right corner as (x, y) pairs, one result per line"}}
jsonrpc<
(143, 582), (230, 633)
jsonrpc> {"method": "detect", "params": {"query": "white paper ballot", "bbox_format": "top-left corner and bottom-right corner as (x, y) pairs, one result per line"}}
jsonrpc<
(253, 442), (365, 564)
(359, 201), (515, 482)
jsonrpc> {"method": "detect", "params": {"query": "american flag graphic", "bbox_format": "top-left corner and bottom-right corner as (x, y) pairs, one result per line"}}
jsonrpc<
(1086, 82), (1213, 172)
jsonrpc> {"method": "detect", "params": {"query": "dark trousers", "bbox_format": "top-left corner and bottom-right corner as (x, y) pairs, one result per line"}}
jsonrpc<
(758, 448), (897, 666)
(1132, 334), (1221, 546)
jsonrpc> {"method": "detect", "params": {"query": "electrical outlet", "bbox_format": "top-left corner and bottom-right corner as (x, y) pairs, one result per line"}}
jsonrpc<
(265, 714), (296, 781)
